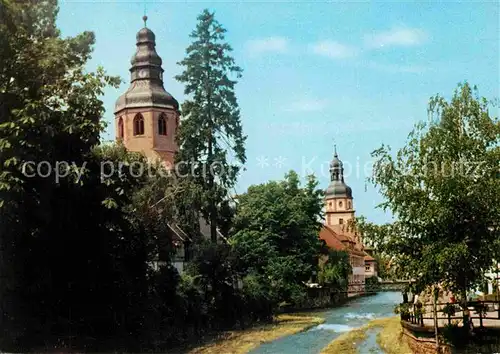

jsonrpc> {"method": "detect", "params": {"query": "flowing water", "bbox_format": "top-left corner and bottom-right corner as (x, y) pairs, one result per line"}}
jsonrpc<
(250, 291), (402, 354)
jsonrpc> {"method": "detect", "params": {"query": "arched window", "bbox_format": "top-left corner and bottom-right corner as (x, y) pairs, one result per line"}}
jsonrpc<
(339, 201), (343, 208)
(158, 114), (167, 136)
(133, 113), (144, 136)
(118, 116), (124, 139)
(348, 201), (351, 209)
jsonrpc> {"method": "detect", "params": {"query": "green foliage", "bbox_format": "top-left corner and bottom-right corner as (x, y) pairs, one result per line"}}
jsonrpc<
(355, 217), (398, 280)
(318, 250), (351, 291)
(440, 322), (474, 348)
(231, 171), (323, 306)
(369, 82), (500, 296)
(175, 9), (246, 242)
(394, 303), (411, 321)
(365, 276), (381, 293)
(442, 303), (458, 316)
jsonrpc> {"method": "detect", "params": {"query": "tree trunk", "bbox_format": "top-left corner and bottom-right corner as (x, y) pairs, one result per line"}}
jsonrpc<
(461, 287), (469, 330)
(206, 50), (217, 244)
(432, 285), (440, 352)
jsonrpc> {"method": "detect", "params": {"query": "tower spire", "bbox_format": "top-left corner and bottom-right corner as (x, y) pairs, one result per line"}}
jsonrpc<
(143, 0), (148, 27)
(334, 144), (338, 157)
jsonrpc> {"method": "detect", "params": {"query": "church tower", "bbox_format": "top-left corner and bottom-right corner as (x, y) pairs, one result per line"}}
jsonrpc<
(114, 16), (180, 168)
(324, 147), (355, 227)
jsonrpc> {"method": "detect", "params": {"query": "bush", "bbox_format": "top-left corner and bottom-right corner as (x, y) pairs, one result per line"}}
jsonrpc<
(441, 322), (468, 347)
(365, 276), (381, 293)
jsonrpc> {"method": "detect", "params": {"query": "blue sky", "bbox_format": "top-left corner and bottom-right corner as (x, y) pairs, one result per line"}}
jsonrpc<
(57, 1), (499, 224)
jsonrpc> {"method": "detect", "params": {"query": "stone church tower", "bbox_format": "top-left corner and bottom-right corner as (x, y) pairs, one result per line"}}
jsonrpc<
(324, 147), (355, 227)
(114, 16), (179, 168)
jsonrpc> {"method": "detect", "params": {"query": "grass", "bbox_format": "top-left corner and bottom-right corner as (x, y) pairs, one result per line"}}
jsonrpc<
(187, 312), (326, 354)
(321, 317), (411, 354)
(320, 326), (369, 354)
(376, 317), (412, 354)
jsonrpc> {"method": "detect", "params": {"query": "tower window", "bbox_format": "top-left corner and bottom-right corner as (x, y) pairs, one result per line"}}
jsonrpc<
(158, 114), (167, 136)
(118, 117), (124, 139)
(348, 201), (351, 209)
(133, 114), (144, 136)
(339, 201), (343, 208)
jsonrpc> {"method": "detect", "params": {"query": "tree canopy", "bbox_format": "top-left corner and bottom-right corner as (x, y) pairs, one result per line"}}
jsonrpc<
(230, 171), (324, 304)
(369, 82), (500, 297)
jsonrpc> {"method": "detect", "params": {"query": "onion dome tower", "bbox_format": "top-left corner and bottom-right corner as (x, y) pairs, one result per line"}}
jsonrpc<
(114, 15), (180, 168)
(325, 146), (355, 226)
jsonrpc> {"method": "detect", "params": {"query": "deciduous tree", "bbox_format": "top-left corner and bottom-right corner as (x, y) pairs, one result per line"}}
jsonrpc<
(369, 83), (500, 303)
(231, 171), (323, 305)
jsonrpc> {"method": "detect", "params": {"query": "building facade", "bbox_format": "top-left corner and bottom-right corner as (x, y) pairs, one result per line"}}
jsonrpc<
(114, 17), (193, 272)
(114, 16), (180, 169)
(114, 18), (230, 273)
(319, 147), (377, 294)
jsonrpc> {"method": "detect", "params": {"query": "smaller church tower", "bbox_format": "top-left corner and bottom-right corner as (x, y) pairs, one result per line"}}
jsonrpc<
(324, 147), (355, 227)
(114, 16), (180, 168)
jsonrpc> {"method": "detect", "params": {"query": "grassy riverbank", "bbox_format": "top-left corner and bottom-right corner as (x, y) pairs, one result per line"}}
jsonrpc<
(321, 317), (411, 354)
(187, 312), (326, 354)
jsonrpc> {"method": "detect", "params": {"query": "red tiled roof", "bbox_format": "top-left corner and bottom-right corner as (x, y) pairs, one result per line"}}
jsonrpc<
(319, 225), (370, 259)
(319, 225), (345, 251)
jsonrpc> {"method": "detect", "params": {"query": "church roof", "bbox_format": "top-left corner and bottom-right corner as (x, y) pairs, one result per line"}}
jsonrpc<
(115, 16), (178, 113)
(319, 225), (366, 257)
(325, 147), (353, 198)
(325, 181), (353, 198)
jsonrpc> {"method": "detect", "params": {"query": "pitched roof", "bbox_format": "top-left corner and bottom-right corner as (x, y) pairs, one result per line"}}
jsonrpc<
(319, 225), (370, 258)
(319, 225), (345, 251)
(364, 254), (376, 261)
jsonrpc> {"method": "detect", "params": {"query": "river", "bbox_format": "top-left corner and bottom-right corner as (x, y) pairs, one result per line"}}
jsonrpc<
(250, 291), (402, 354)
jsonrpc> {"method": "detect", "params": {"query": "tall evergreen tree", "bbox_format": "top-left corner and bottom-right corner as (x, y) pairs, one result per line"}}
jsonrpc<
(175, 9), (246, 243)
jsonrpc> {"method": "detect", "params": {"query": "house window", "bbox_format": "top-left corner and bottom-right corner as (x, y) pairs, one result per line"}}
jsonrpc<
(133, 113), (144, 136)
(339, 218), (344, 224)
(365, 265), (371, 272)
(158, 113), (167, 135)
(118, 116), (124, 139)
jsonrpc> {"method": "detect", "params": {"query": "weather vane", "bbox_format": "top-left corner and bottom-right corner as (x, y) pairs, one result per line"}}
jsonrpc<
(143, 1), (148, 27)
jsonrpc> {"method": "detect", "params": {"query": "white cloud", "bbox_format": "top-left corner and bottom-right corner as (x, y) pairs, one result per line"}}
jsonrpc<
(364, 27), (427, 49)
(310, 40), (358, 59)
(245, 37), (289, 56)
(285, 99), (329, 112)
